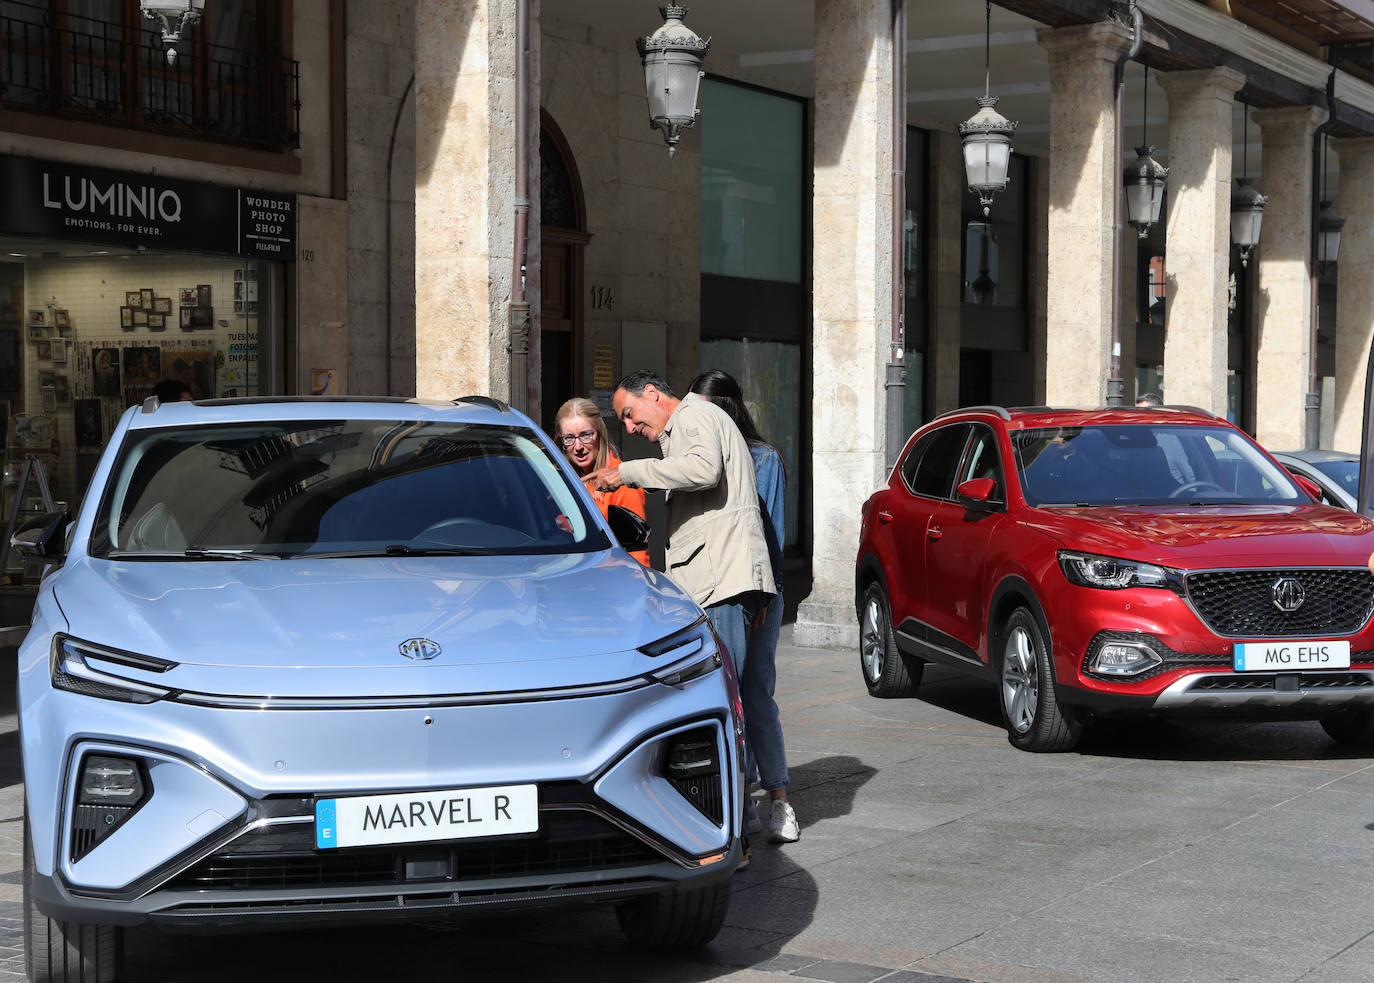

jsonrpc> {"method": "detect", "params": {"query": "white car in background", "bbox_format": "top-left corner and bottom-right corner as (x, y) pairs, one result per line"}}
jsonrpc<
(1272, 450), (1360, 511)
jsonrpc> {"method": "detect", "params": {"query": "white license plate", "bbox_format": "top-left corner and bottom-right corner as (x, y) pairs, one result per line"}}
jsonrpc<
(315, 784), (538, 849)
(1233, 640), (1351, 672)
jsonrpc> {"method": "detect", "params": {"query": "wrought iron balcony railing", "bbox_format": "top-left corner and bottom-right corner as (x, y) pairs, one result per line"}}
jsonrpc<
(0, 2), (299, 153)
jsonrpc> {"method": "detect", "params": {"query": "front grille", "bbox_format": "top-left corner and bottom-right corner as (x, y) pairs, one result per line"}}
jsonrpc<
(1185, 569), (1374, 637)
(165, 811), (661, 893)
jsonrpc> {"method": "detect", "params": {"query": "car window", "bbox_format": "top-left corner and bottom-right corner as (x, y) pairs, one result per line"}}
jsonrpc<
(958, 426), (1003, 501)
(90, 419), (605, 558)
(909, 424), (970, 500)
(1014, 423), (1305, 506)
(1312, 458), (1359, 497)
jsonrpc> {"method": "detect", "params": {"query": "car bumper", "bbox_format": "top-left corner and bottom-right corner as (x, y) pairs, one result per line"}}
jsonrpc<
(23, 668), (744, 928)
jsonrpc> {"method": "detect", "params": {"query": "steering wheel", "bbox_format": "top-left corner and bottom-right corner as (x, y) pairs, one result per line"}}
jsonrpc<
(1169, 480), (1225, 499)
(413, 517), (487, 545)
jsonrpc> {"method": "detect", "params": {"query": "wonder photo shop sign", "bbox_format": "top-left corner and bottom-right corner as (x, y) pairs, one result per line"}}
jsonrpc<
(0, 156), (295, 260)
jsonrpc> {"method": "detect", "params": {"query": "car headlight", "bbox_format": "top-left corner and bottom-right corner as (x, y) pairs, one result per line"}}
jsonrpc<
(50, 635), (177, 704)
(1057, 551), (1184, 593)
(640, 617), (722, 686)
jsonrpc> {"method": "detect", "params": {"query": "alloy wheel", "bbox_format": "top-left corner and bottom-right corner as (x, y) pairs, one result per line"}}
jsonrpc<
(861, 595), (885, 682)
(1001, 623), (1038, 734)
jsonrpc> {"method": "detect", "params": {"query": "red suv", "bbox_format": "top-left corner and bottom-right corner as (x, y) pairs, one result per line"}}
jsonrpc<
(856, 405), (1374, 752)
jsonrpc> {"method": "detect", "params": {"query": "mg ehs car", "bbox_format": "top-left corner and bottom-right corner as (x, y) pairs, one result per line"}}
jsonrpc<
(856, 405), (1374, 753)
(19, 396), (743, 983)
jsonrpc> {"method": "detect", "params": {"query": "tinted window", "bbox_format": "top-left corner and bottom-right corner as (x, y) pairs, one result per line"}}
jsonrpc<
(1312, 458), (1359, 497)
(959, 426), (1003, 500)
(92, 420), (603, 558)
(1014, 424), (1304, 507)
(911, 425), (970, 500)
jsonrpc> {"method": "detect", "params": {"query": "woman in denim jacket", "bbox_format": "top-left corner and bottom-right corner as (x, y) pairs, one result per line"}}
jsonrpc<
(688, 369), (799, 844)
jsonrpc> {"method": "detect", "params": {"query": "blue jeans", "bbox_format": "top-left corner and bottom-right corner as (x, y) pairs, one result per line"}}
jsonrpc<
(706, 594), (790, 792)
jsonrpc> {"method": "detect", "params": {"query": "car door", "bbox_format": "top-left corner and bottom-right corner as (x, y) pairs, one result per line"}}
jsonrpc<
(922, 424), (1006, 666)
(886, 424), (970, 639)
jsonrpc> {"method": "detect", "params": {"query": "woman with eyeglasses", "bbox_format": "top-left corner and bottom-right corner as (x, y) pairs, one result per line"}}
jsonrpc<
(552, 397), (650, 566)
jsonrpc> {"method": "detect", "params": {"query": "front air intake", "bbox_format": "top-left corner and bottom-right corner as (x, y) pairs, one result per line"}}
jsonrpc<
(663, 727), (722, 825)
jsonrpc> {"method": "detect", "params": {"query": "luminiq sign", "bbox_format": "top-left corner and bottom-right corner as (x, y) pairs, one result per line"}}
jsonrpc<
(1, 155), (294, 260)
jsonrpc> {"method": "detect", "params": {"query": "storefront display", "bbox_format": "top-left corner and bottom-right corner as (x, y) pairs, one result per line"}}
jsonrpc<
(0, 154), (295, 526)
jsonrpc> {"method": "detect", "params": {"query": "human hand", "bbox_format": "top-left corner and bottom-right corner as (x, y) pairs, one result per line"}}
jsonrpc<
(583, 466), (623, 493)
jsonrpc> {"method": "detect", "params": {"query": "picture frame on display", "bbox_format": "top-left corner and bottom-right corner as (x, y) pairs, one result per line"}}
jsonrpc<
(140, 288), (155, 309)
(121, 307), (134, 330)
(180, 307), (193, 330)
(125, 291), (142, 309)
(53, 309), (70, 328)
(132, 309), (148, 328)
(147, 313), (166, 330)
(153, 297), (172, 315)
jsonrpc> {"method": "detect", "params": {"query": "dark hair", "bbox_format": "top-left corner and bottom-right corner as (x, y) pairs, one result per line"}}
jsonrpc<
(1136, 392), (1163, 407)
(153, 378), (192, 403)
(688, 369), (767, 448)
(616, 369), (676, 399)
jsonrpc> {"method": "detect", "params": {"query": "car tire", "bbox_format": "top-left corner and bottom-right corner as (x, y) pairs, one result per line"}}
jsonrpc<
(1319, 708), (1374, 747)
(859, 582), (922, 698)
(998, 607), (1083, 753)
(24, 813), (123, 983)
(616, 881), (731, 950)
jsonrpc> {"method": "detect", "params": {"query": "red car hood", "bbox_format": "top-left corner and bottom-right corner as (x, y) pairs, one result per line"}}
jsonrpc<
(1031, 503), (1374, 570)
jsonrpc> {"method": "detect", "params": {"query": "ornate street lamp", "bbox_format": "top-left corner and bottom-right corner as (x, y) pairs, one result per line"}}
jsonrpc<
(140, 0), (204, 67)
(636, 5), (711, 158)
(1123, 64), (1168, 238)
(959, 0), (1017, 217)
(1231, 105), (1267, 268)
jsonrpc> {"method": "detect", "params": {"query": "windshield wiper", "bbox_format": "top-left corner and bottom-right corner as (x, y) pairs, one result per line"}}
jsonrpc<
(101, 549), (279, 560)
(289, 545), (499, 559)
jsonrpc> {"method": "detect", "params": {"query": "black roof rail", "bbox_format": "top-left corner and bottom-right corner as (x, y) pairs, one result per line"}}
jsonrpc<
(453, 395), (511, 413)
(934, 404), (1012, 421)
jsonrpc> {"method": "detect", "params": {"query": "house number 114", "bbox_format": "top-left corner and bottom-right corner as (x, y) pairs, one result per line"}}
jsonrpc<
(591, 286), (615, 311)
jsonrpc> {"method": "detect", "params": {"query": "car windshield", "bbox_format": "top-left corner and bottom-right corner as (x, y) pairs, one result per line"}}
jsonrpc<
(1311, 458), (1360, 498)
(1013, 424), (1306, 507)
(89, 419), (605, 558)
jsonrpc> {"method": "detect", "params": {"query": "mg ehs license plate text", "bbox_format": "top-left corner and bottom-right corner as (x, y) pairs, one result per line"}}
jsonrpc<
(1234, 640), (1351, 672)
(315, 784), (538, 849)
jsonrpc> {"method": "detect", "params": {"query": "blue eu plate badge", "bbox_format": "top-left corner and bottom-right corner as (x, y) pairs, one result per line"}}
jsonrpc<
(316, 799), (338, 848)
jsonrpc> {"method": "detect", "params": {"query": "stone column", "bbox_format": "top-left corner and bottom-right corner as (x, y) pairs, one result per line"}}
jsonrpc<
(1156, 69), (1243, 413)
(794, 0), (895, 650)
(1331, 138), (1374, 453)
(929, 126), (962, 415)
(414, 0), (518, 399)
(1037, 22), (1134, 407)
(1252, 106), (1325, 449)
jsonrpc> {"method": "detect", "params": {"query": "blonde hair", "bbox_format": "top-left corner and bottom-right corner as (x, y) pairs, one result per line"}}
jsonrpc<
(553, 396), (614, 472)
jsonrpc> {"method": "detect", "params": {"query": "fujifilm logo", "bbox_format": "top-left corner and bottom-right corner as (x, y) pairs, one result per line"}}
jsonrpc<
(41, 172), (183, 228)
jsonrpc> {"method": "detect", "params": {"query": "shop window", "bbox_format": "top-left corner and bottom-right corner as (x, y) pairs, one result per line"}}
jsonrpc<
(960, 154), (1027, 309)
(0, 0), (299, 150)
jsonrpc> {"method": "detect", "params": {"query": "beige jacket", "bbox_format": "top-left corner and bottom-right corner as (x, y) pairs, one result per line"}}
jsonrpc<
(618, 394), (776, 607)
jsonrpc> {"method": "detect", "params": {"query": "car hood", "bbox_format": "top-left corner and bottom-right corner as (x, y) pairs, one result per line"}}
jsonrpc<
(1032, 503), (1374, 569)
(50, 551), (704, 698)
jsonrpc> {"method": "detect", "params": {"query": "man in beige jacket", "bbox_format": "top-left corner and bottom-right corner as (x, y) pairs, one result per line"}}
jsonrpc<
(583, 369), (776, 671)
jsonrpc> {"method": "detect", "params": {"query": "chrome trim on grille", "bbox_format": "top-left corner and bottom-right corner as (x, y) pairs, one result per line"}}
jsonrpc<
(170, 675), (656, 710)
(1153, 671), (1374, 709)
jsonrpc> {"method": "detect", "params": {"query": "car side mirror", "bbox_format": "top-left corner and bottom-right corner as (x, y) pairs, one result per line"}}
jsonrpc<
(606, 504), (650, 553)
(12, 511), (66, 560)
(1291, 474), (1323, 502)
(956, 477), (1000, 512)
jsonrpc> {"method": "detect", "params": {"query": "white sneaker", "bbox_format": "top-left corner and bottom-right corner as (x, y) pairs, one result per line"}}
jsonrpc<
(746, 801), (764, 835)
(767, 800), (799, 843)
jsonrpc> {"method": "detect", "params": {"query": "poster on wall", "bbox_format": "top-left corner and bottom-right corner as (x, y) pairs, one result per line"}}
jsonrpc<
(122, 346), (161, 406)
(160, 343), (214, 400)
(74, 398), (103, 448)
(92, 347), (121, 397)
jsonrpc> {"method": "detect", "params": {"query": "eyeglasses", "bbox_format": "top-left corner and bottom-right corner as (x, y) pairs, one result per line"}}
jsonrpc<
(558, 430), (598, 449)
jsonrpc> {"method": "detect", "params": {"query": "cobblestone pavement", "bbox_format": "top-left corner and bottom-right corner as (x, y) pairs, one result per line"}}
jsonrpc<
(3, 630), (1374, 982)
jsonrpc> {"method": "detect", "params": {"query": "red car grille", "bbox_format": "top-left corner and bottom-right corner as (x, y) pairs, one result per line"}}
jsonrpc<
(1184, 569), (1374, 637)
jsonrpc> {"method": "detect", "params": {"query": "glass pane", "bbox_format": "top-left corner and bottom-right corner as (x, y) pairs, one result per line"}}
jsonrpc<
(961, 154), (1026, 308)
(701, 79), (803, 283)
(698, 338), (801, 548)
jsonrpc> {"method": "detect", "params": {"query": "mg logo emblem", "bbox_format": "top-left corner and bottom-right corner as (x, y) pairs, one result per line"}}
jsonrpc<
(1271, 578), (1305, 614)
(398, 637), (442, 661)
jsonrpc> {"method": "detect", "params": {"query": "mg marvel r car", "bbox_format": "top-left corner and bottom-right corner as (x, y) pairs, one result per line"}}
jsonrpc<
(856, 404), (1374, 753)
(19, 396), (743, 983)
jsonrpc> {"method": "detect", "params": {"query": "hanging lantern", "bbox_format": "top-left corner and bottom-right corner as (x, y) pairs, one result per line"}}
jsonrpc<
(1230, 177), (1267, 268)
(1318, 200), (1344, 267)
(635, 5), (711, 158)
(140, 0), (205, 67)
(959, 1), (1016, 217)
(1123, 146), (1169, 238)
